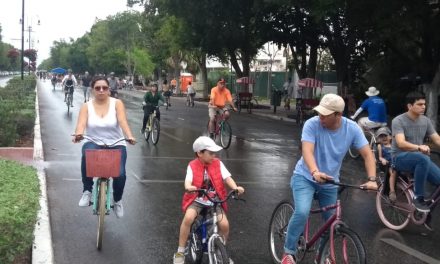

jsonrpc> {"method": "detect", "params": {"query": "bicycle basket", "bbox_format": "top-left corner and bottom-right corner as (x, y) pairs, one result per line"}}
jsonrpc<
(85, 149), (122, 178)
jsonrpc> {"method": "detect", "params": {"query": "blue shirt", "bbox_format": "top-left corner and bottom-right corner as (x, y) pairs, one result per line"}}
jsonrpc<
(294, 116), (368, 187)
(360, 96), (387, 123)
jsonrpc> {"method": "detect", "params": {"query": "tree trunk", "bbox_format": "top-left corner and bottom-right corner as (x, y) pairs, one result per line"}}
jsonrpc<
(307, 43), (318, 78)
(426, 64), (440, 129)
(229, 49), (243, 78)
(199, 54), (209, 99)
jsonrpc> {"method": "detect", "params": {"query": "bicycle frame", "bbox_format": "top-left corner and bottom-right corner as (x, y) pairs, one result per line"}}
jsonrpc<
(213, 111), (226, 135)
(301, 200), (345, 262)
(196, 207), (224, 264)
(91, 178), (113, 215)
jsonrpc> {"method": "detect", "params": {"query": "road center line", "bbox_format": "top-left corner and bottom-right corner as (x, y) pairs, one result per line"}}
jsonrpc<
(380, 238), (440, 264)
(160, 130), (184, 142)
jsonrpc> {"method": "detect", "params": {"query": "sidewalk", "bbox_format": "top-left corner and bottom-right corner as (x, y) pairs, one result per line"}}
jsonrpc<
(118, 89), (299, 123)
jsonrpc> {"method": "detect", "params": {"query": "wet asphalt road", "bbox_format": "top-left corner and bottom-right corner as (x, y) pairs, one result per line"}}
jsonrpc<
(36, 79), (440, 264)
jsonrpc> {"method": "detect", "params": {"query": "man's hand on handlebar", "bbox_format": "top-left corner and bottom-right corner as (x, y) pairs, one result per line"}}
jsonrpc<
(360, 180), (378, 191)
(313, 171), (333, 183)
(235, 186), (245, 195)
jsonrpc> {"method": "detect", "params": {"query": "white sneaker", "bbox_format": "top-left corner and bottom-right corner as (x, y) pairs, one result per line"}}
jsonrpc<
(173, 252), (185, 264)
(78, 191), (92, 207)
(229, 258), (234, 264)
(114, 200), (124, 218)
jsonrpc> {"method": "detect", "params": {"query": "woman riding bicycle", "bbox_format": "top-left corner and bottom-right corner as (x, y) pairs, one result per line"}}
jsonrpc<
(141, 84), (165, 134)
(72, 76), (136, 218)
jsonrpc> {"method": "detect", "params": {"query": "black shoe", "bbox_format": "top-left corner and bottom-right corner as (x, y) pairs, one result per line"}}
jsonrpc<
(209, 133), (214, 139)
(71, 105), (74, 107)
(413, 197), (430, 213)
(140, 129), (145, 134)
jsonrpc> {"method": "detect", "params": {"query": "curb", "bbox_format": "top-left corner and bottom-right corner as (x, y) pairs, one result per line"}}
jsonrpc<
(32, 85), (54, 264)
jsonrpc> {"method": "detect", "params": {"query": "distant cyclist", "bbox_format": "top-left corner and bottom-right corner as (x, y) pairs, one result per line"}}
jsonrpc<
(140, 84), (165, 134)
(108, 72), (118, 98)
(351, 86), (387, 130)
(162, 79), (171, 107)
(81, 71), (92, 102)
(208, 78), (237, 139)
(61, 69), (77, 106)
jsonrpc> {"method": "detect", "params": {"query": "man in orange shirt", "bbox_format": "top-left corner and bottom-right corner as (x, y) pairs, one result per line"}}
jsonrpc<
(208, 78), (237, 138)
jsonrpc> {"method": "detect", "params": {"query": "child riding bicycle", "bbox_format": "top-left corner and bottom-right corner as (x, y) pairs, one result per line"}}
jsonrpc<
(376, 127), (397, 201)
(173, 136), (244, 264)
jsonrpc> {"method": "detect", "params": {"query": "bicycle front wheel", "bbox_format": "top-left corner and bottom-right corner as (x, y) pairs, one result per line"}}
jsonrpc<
(151, 118), (160, 145)
(220, 121), (232, 149)
(97, 180), (107, 250)
(268, 201), (294, 264)
(211, 237), (228, 264)
(348, 146), (360, 159)
(186, 220), (203, 264)
(376, 181), (412, 230)
(318, 225), (366, 264)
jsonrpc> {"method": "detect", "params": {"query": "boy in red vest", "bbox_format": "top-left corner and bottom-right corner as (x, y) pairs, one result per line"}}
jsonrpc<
(173, 136), (245, 264)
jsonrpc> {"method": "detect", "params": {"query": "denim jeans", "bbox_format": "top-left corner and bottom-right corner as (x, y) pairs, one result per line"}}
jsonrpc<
(81, 142), (127, 202)
(394, 152), (440, 198)
(284, 174), (337, 255)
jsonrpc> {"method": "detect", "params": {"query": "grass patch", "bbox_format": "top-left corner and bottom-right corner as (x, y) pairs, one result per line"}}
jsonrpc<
(0, 159), (40, 263)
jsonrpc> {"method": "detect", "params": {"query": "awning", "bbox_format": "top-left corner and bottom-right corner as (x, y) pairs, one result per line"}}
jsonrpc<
(236, 77), (255, 84)
(50, 67), (66, 74)
(297, 78), (323, 88)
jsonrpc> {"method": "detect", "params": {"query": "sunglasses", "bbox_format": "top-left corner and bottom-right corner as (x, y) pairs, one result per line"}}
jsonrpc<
(94, 86), (109, 91)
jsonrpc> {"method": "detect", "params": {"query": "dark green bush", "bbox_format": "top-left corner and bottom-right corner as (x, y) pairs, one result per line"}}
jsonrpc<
(0, 76), (36, 147)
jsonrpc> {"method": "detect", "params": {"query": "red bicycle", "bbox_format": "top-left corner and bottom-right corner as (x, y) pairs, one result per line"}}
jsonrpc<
(268, 180), (367, 264)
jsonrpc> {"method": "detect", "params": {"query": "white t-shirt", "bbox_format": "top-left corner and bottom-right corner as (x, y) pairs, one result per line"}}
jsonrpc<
(185, 161), (231, 182)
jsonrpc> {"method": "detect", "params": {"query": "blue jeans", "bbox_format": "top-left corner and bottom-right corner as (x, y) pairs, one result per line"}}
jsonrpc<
(284, 174), (338, 255)
(81, 142), (127, 202)
(394, 152), (440, 198)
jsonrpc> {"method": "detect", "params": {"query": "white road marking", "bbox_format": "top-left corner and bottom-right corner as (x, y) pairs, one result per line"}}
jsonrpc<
(381, 238), (440, 264)
(161, 130), (184, 142)
(62, 178), (81, 181)
(178, 117), (185, 121)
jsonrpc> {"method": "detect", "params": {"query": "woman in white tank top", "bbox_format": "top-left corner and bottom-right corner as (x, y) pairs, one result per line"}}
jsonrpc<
(72, 76), (136, 218)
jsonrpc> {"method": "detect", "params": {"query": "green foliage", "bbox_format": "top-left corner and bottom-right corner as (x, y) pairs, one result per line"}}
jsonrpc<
(0, 159), (40, 263)
(0, 76), (36, 147)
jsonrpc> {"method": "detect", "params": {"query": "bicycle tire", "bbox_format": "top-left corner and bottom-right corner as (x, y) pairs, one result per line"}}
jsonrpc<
(151, 118), (160, 145)
(348, 146), (360, 159)
(211, 237), (229, 264)
(220, 121), (232, 149)
(97, 180), (107, 250)
(144, 126), (151, 142)
(186, 220), (203, 264)
(376, 181), (412, 230)
(268, 200), (294, 264)
(318, 225), (366, 264)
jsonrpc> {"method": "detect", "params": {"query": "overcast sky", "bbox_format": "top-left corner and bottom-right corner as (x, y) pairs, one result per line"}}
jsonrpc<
(0, 0), (142, 65)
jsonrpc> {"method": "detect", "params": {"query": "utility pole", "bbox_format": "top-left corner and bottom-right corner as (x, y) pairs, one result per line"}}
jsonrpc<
(21, 0), (25, 80)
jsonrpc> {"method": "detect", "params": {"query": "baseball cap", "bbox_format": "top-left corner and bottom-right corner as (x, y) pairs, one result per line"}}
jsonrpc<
(193, 136), (223, 152)
(218, 78), (226, 84)
(375, 127), (391, 137)
(313, 93), (345, 115)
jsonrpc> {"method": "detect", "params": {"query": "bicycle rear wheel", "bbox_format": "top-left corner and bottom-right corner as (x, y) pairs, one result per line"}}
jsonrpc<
(211, 237), (228, 264)
(376, 181), (412, 230)
(318, 225), (366, 264)
(97, 180), (107, 250)
(151, 118), (160, 145)
(220, 121), (232, 149)
(268, 201), (293, 264)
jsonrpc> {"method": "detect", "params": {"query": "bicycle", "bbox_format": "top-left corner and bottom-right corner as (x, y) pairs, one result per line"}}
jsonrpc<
(375, 151), (440, 231)
(163, 91), (171, 110)
(207, 107), (232, 149)
(77, 135), (128, 250)
(296, 98), (305, 126)
(185, 189), (245, 264)
(187, 93), (195, 107)
(65, 84), (74, 114)
(348, 127), (381, 159)
(268, 180), (368, 264)
(143, 105), (160, 145)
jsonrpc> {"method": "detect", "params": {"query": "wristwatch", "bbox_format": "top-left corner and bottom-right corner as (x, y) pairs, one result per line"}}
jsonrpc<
(368, 176), (376, 182)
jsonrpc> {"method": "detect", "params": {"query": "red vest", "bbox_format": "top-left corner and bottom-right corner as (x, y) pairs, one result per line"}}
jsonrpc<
(181, 158), (228, 212)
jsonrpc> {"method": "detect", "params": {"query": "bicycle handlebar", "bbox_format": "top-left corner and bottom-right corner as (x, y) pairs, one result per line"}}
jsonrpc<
(72, 134), (132, 146)
(325, 179), (375, 191)
(189, 189), (245, 204)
